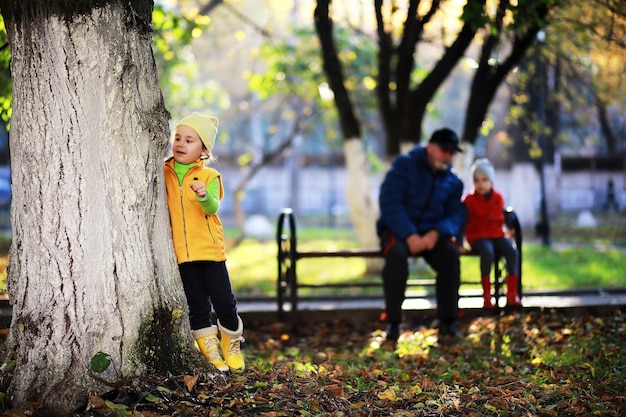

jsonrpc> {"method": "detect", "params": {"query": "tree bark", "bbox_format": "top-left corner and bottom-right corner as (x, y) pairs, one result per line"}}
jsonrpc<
(405, 1), (479, 151)
(595, 97), (617, 154)
(461, 0), (548, 146)
(315, 0), (379, 258)
(314, 0), (361, 139)
(343, 138), (380, 269)
(0, 0), (193, 414)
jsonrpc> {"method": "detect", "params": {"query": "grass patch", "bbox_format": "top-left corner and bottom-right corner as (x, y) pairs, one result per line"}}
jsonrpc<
(520, 244), (626, 289)
(225, 238), (626, 297)
(225, 210), (626, 297)
(549, 211), (626, 246)
(0, 213), (624, 296)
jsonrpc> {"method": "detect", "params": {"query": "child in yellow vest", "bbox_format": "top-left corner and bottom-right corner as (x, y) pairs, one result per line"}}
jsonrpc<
(163, 112), (244, 372)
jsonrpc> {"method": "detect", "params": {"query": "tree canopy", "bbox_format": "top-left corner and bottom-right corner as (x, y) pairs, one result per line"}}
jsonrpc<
(312, 0), (560, 159)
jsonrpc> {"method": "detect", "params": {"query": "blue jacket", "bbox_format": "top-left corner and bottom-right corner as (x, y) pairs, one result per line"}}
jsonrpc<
(376, 146), (465, 240)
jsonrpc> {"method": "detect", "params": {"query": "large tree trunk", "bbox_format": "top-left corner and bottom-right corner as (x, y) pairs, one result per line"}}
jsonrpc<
(315, 0), (377, 253)
(0, 0), (194, 414)
(343, 138), (379, 260)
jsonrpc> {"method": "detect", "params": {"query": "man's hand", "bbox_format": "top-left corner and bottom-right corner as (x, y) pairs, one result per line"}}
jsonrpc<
(421, 230), (439, 250)
(406, 230), (439, 255)
(189, 182), (207, 199)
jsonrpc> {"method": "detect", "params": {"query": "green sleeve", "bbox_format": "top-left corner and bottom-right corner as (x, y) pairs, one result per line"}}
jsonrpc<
(198, 177), (220, 214)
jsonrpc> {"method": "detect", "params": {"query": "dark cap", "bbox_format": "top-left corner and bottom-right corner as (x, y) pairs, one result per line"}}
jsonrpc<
(428, 128), (463, 152)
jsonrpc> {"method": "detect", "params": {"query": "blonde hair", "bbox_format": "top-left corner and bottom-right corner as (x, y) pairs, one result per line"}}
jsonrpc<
(200, 149), (217, 164)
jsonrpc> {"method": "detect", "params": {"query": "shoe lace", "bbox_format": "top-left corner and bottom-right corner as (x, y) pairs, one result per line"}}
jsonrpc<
(205, 337), (223, 362)
(227, 336), (245, 356)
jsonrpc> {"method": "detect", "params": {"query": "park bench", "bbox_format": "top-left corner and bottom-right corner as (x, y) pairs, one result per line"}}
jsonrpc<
(276, 207), (523, 320)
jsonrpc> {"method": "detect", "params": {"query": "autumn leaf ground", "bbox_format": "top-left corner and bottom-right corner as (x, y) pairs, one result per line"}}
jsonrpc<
(3, 306), (623, 417)
(0, 213), (625, 417)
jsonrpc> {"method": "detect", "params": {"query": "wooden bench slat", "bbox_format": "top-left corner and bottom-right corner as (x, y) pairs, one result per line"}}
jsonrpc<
(295, 249), (382, 258)
(294, 279), (482, 289)
(297, 282), (383, 289)
(292, 248), (480, 259)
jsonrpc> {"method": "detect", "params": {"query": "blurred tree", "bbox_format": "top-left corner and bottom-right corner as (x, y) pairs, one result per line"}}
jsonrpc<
(237, 26), (381, 239)
(0, 15), (9, 164)
(247, 27), (379, 145)
(461, 0), (551, 146)
(315, 0), (556, 158)
(505, 0), (625, 244)
(152, 4), (230, 121)
(508, 0), (626, 156)
(199, 0), (225, 15)
(312, 0), (558, 248)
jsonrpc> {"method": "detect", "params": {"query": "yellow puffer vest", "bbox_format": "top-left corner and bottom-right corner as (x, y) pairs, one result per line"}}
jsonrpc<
(164, 158), (226, 264)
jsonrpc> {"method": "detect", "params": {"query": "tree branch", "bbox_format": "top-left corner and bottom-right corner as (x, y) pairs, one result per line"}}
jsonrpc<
(198, 0), (272, 38)
(314, 0), (361, 139)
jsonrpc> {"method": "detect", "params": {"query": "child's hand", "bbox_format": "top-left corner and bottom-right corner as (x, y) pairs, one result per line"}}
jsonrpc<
(190, 182), (207, 199)
(503, 227), (515, 239)
(457, 246), (470, 255)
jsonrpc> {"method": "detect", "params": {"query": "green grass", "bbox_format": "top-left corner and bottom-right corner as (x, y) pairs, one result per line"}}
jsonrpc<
(519, 244), (626, 289)
(226, 237), (626, 297)
(226, 211), (626, 297)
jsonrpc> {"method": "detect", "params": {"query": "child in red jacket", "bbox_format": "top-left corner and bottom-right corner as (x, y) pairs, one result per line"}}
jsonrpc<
(462, 159), (521, 309)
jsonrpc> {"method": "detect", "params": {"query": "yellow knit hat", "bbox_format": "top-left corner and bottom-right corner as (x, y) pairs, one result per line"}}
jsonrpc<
(175, 112), (219, 151)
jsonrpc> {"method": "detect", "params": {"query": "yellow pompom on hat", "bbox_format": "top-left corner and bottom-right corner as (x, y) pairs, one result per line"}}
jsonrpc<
(175, 112), (219, 151)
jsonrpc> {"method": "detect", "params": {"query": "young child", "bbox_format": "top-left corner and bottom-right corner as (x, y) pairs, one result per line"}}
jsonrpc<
(163, 112), (244, 372)
(462, 158), (521, 309)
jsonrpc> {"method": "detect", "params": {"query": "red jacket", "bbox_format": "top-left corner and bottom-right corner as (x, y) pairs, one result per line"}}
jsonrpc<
(462, 189), (506, 245)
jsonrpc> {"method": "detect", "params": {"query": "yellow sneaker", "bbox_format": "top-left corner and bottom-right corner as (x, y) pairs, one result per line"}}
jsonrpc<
(193, 326), (229, 372)
(218, 317), (245, 371)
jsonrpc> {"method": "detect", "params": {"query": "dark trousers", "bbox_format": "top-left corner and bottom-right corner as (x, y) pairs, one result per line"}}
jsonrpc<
(179, 261), (239, 331)
(381, 233), (460, 324)
(471, 237), (518, 277)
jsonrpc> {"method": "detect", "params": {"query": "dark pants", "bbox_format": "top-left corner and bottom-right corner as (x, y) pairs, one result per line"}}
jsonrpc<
(471, 237), (518, 277)
(179, 261), (239, 331)
(381, 233), (460, 324)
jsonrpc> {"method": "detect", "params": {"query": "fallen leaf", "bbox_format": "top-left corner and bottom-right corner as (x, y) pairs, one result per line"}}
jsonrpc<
(184, 374), (199, 392)
(87, 396), (106, 409)
(377, 388), (397, 401)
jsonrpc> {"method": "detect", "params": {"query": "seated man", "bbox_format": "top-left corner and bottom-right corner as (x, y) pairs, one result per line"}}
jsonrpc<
(377, 128), (465, 341)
